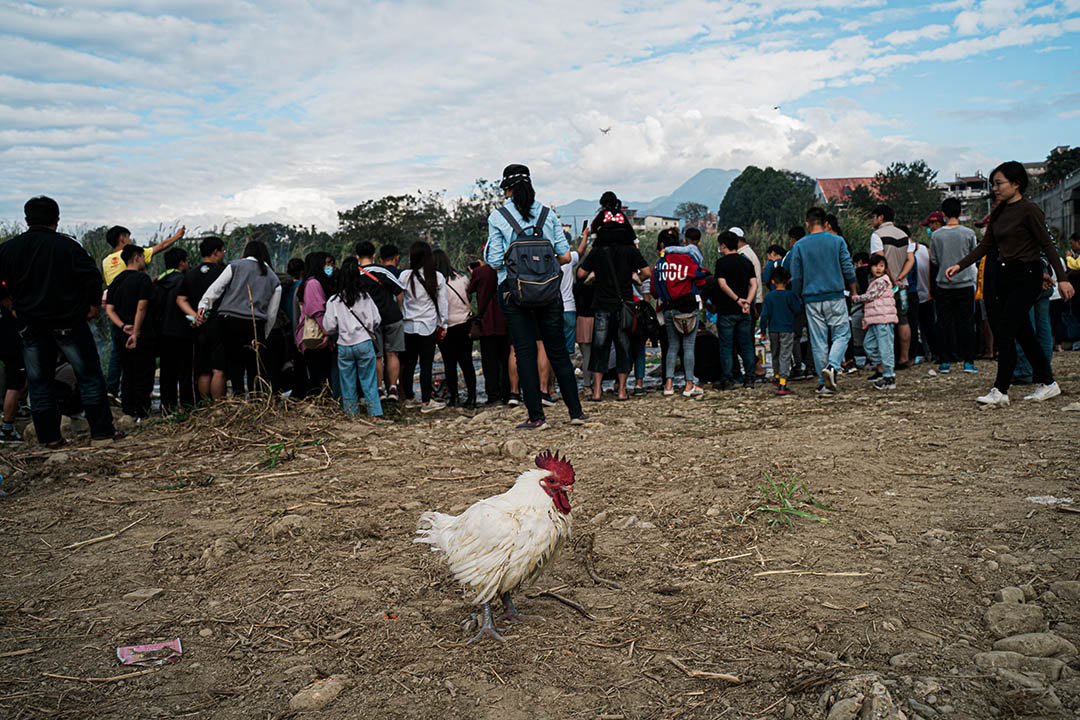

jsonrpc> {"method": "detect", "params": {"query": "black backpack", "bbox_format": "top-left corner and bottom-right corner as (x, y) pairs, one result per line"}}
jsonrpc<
(498, 205), (561, 308)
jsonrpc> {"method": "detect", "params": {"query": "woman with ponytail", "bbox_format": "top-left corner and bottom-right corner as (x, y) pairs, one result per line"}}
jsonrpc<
(485, 164), (588, 429)
(947, 160), (1075, 405)
(399, 240), (448, 412)
(197, 240), (281, 396)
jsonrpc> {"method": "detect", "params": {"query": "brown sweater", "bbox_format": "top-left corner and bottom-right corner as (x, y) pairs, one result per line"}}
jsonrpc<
(957, 198), (1066, 280)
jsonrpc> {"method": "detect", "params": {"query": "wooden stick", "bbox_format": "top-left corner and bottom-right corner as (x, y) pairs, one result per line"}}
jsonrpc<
(42, 667), (161, 684)
(528, 590), (596, 621)
(666, 655), (742, 683)
(424, 473), (485, 482)
(0, 648), (39, 658)
(61, 514), (149, 552)
(584, 536), (623, 589)
(754, 570), (869, 578)
(676, 552), (753, 567)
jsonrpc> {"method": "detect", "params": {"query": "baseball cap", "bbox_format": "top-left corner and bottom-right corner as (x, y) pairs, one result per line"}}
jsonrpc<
(729, 227), (745, 238)
(920, 211), (945, 226)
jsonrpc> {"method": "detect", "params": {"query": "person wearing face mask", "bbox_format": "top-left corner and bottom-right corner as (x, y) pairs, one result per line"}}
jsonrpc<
(295, 252), (339, 397)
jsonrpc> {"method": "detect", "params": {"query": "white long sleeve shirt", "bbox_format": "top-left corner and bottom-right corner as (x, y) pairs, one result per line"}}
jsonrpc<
(198, 257), (282, 337)
(399, 269), (448, 336)
(323, 293), (381, 346)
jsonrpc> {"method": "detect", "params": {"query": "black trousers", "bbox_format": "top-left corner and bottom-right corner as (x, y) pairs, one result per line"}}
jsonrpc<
(120, 340), (156, 418)
(479, 334), (510, 403)
(992, 261), (1051, 393)
(917, 300), (937, 360)
(221, 316), (272, 396)
(437, 323), (476, 397)
(159, 336), (194, 410)
(304, 346), (334, 398)
(401, 332), (437, 402)
(934, 287), (975, 364)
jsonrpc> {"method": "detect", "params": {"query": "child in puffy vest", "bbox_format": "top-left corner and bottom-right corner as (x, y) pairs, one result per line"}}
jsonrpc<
(851, 254), (899, 390)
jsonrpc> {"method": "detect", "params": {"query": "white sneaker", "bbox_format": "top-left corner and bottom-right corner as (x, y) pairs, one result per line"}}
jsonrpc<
(822, 367), (838, 392)
(662, 388), (675, 396)
(403, 397), (422, 408)
(1023, 382), (1061, 402)
(682, 385), (704, 397)
(976, 387), (1010, 406)
(420, 399), (446, 413)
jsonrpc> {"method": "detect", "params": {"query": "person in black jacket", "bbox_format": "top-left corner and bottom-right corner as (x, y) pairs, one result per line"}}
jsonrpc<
(156, 248), (193, 412)
(0, 196), (120, 446)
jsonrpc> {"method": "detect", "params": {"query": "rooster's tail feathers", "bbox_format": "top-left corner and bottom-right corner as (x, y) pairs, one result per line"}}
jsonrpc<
(414, 511), (454, 553)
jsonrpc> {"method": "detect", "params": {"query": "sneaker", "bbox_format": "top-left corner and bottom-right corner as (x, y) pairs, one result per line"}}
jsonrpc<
(420, 399), (446, 413)
(963, 363), (978, 373)
(570, 414), (589, 426)
(866, 371), (883, 383)
(403, 397), (422, 408)
(516, 418), (549, 430)
(712, 380), (736, 391)
(662, 388), (675, 396)
(840, 364), (858, 375)
(777, 386), (793, 396)
(822, 367), (838, 392)
(540, 392), (557, 407)
(0, 426), (24, 442)
(976, 387), (1010, 406)
(386, 386), (399, 402)
(873, 376), (897, 391)
(1023, 382), (1061, 402)
(682, 385), (704, 397)
(815, 385), (834, 396)
(508, 393), (521, 407)
(938, 363), (951, 374)
(378, 387), (387, 400)
(631, 385), (645, 395)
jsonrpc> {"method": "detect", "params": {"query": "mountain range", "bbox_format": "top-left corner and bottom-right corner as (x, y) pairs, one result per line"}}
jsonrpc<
(553, 168), (741, 224)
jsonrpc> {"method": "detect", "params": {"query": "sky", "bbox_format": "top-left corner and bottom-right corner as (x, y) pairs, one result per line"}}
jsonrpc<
(2, 0), (1078, 235)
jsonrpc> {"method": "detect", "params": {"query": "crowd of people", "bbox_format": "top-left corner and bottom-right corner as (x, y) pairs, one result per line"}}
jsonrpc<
(0, 159), (1077, 444)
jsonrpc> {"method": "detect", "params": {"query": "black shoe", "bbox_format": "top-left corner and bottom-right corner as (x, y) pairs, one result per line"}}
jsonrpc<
(712, 380), (736, 391)
(866, 371), (883, 383)
(464, 392), (477, 410)
(508, 393), (521, 406)
(541, 392), (556, 407)
(447, 391), (460, 407)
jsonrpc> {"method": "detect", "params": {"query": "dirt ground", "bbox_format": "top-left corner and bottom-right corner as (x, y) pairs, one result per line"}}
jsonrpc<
(1, 354), (1079, 720)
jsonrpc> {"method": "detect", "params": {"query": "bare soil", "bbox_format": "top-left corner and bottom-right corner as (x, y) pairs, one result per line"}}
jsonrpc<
(1, 356), (1079, 719)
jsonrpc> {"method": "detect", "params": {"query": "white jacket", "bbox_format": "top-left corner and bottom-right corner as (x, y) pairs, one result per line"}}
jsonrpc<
(323, 293), (381, 347)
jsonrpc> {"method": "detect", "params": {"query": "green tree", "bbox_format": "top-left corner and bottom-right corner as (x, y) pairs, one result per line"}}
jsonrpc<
(845, 185), (877, 215)
(440, 179), (503, 266)
(1038, 146), (1080, 190)
(871, 160), (940, 226)
(717, 166), (818, 234)
(336, 192), (448, 254)
(673, 201), (709, 224)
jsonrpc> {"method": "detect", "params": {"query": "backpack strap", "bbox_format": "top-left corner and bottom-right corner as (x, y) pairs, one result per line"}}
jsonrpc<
(497, 206), (526, 236)
(534, 206), (549, 237)
(498, 205), (549, 239)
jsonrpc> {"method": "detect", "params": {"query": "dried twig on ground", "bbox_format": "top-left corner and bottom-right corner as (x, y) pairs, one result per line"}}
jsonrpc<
(42, 667), (161, 684)
(527, 589), (596, 620)
(754, 570), (868, 578)
(583, 535), (623, 589)
(665, 655), (742, 683)
(61, 514), (149, 552)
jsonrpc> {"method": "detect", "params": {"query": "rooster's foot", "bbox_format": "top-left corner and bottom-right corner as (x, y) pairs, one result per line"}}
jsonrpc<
(500, 592), (545, 623)
(466, 602), (506, 644)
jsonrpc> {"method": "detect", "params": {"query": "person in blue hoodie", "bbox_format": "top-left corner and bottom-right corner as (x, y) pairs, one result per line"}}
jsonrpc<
(786, 207), (856, 395)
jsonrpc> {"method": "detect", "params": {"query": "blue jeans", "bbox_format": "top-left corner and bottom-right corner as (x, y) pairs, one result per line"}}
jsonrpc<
(562, 311), (577, 358)
(499, 285), (583, 422)
(106, 324), (124, 395)
(805, 298), (851, 380)
(21, 322), (116, 444)
(632, 340), (646, 382)
(717, 314), (754, 384)
(590, 310), (632, 375)
(337, 340), (381, 416)
(863, 323), (896, 377)
(1014, 290), (1052, 383)
(664, 311), (696, 383)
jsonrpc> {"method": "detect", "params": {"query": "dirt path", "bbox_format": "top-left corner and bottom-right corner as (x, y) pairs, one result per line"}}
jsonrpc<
(1, 357), (1078, 719)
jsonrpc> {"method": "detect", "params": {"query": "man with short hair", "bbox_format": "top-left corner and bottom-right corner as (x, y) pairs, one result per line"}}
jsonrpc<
(712, 231), (758, 390)
(176, 237), (227, 401)
(355, 241), (405, 400)
(915, 211), (943, 363)
(682, 226), (703, 265)
(101, 224), (184, 396)
(930, 198), (979, 373)
(0, 196), (120, 446)
(782, 225), (809, 376)
(156, 247), (194, 412)
(105, 245), (158, 419)
(786, 207), (857, 395)
(870, 204), (915, 367)
(379, 244), (403, 278)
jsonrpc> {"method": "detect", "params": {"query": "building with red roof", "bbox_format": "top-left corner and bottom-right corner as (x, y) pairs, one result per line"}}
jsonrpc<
(815, 177), (879, 205)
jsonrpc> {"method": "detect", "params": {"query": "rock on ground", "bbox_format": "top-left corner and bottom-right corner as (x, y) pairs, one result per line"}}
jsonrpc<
(288, 675), (349, 711)
(972, 651), (1066, 680)
(985, 602), (1046, 639)
(992, 632), (1077, 658)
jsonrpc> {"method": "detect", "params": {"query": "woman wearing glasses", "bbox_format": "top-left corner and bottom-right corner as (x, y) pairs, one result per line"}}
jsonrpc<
(946, 161), (1075, 406)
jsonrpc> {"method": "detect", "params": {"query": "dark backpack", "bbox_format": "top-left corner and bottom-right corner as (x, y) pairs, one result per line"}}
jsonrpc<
(498, 205), (561, 308)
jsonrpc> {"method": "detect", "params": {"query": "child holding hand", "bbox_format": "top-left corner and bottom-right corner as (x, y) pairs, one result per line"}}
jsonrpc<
(851, 254), (899, 390)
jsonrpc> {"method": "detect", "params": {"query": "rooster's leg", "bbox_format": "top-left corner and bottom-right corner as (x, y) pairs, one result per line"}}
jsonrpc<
(500, 592), (545, 622)
(468, 602), (505, 644)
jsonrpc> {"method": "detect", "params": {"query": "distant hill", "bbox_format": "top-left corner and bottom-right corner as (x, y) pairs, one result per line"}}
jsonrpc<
(553, 168), (741, 224)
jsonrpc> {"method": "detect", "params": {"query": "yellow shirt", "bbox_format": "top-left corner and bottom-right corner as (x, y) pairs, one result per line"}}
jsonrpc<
(103, 247), (154, 286)
(1067, 254), (1080, 272)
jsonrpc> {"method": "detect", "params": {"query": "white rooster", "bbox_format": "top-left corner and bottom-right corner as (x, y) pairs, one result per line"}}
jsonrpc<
(415, 450), (575, 643)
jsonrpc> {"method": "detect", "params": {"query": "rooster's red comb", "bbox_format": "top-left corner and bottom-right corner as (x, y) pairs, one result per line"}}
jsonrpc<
(535, 450), (575, 484)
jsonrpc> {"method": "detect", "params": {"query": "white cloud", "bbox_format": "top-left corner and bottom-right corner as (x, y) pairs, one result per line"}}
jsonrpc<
(1, 0), (1077, 229)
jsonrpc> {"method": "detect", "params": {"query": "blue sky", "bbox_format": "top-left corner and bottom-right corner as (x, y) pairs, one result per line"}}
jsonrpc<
(1, 0), (1077, 234)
